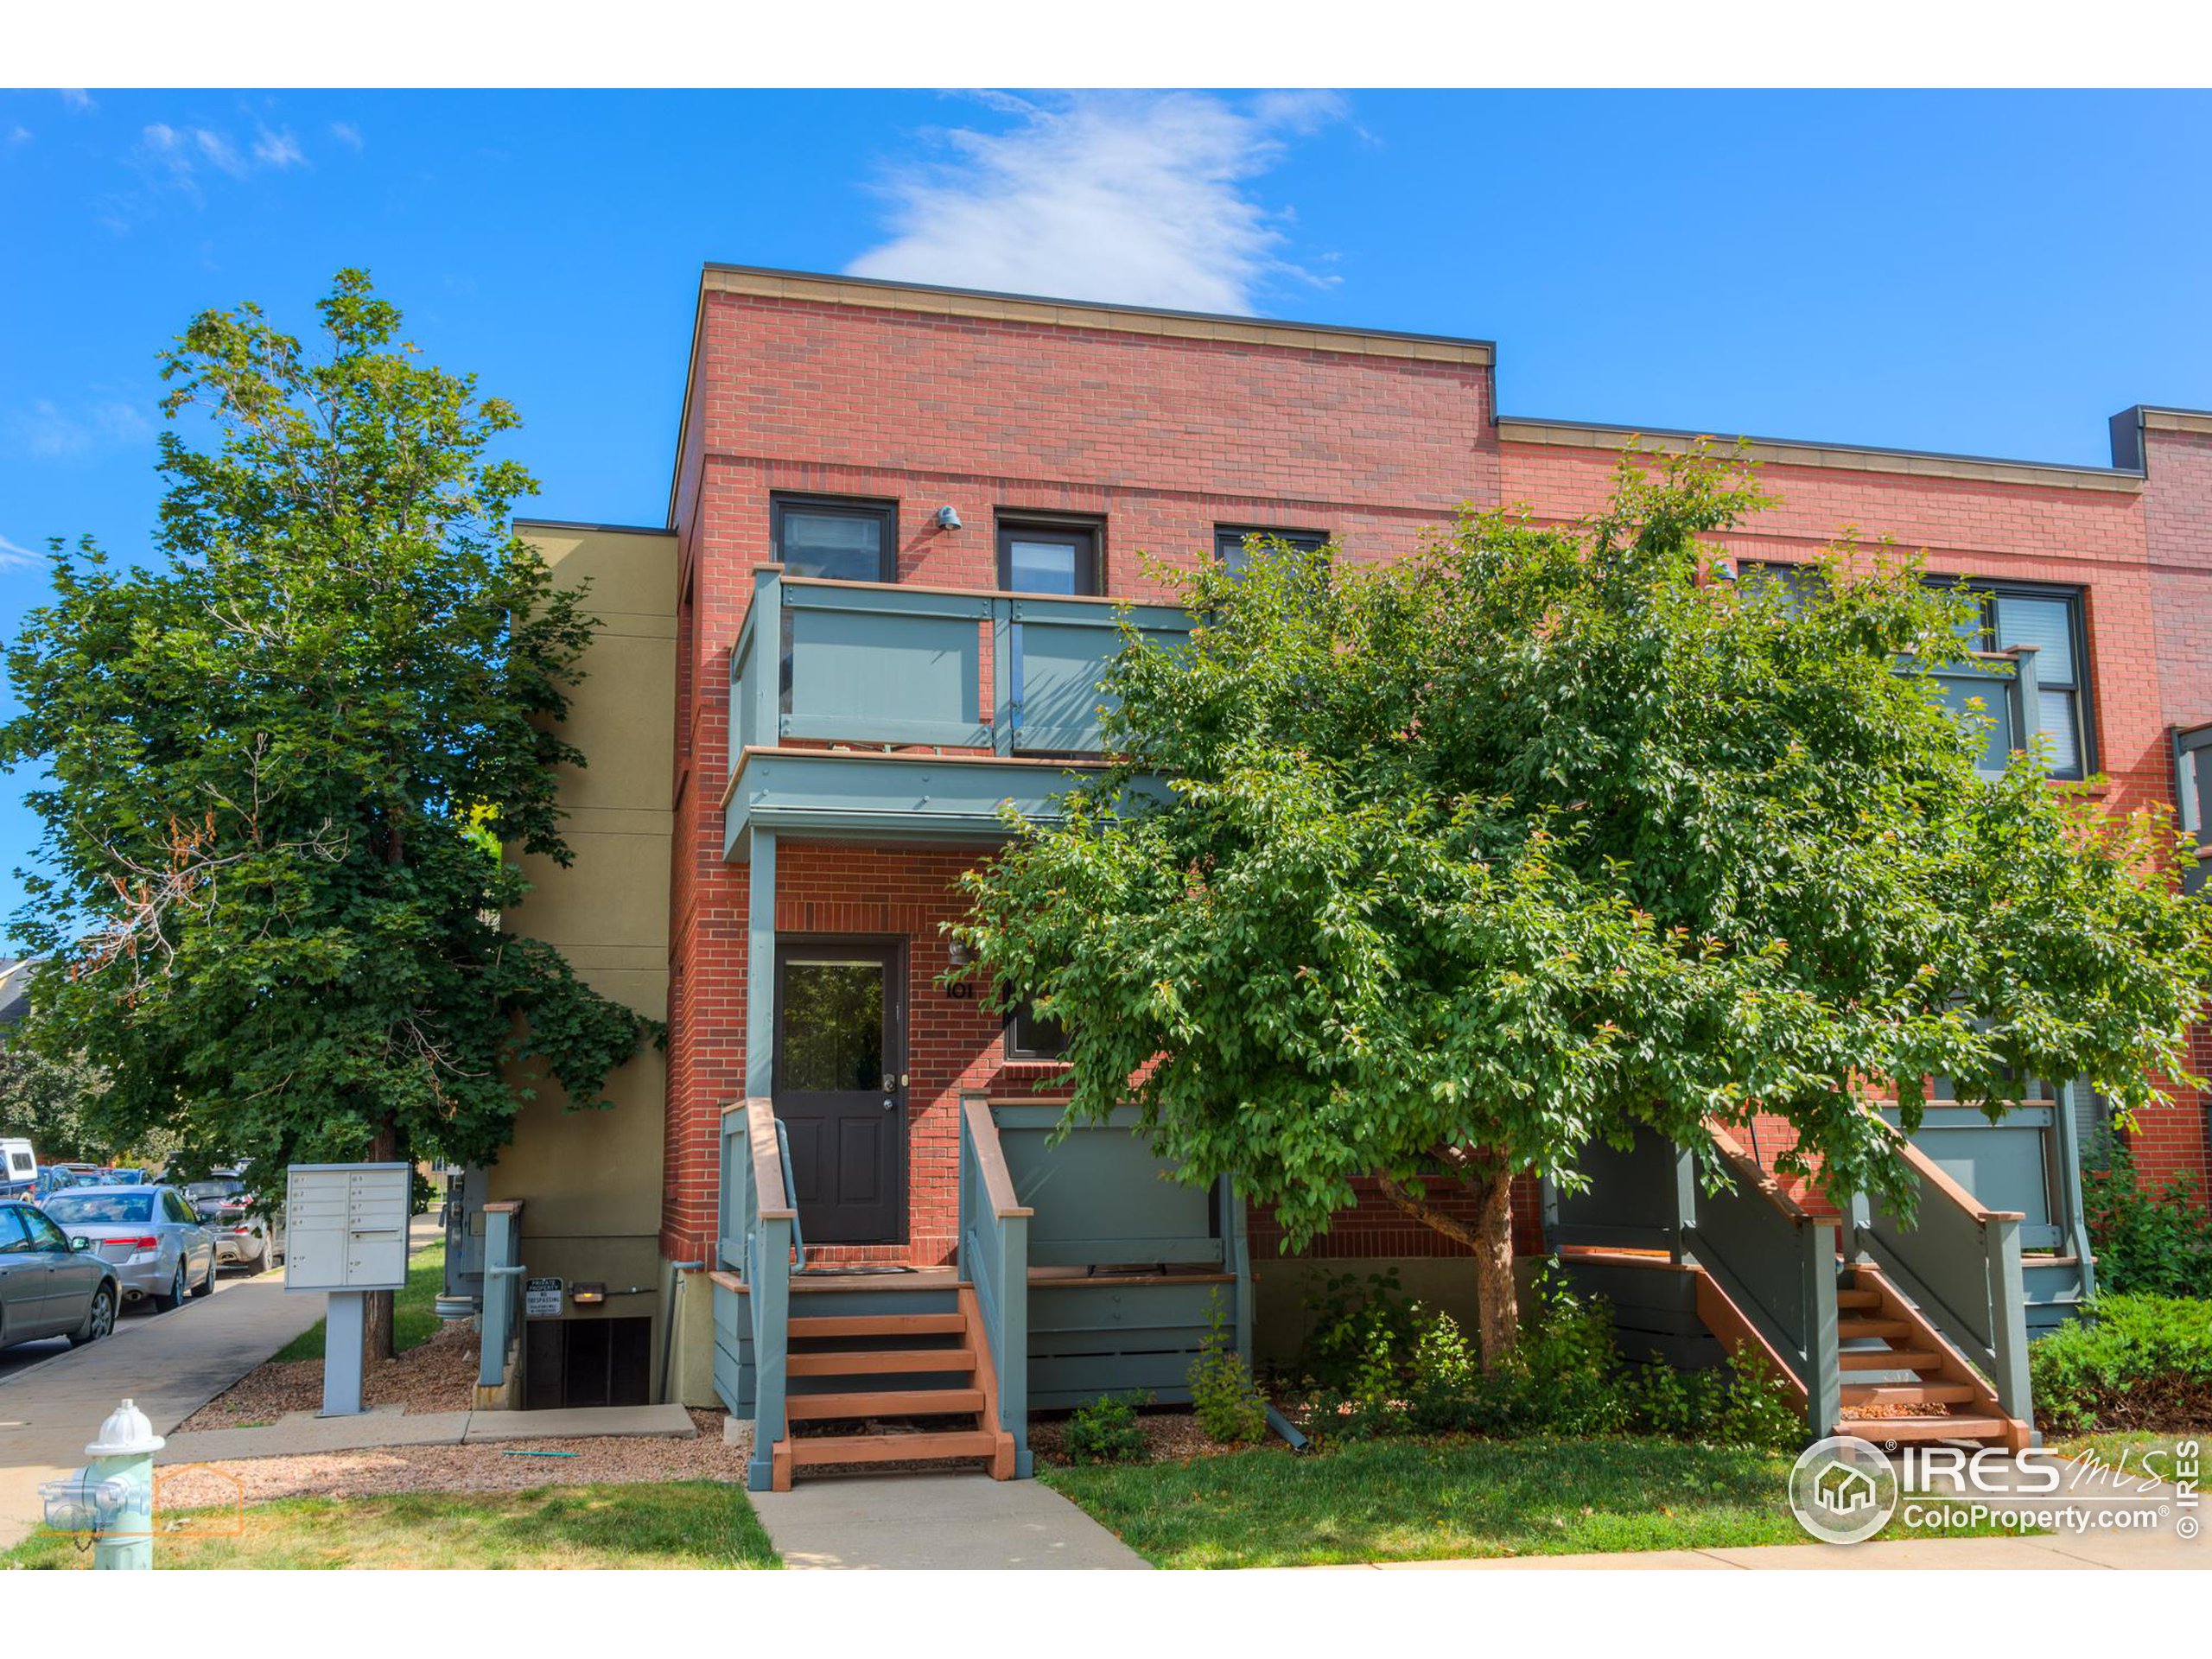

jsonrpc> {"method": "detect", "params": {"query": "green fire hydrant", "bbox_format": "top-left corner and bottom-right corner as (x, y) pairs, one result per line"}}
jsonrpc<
(86, 1398), (162, 1570)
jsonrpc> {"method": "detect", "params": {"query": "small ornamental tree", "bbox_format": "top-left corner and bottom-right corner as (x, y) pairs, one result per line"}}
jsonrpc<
(1, 272), (651, 1359)
(954, 452), (2212, 1367)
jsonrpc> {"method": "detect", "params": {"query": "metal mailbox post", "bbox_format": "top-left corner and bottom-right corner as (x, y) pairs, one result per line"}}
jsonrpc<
(284, 1162), (414, 1416)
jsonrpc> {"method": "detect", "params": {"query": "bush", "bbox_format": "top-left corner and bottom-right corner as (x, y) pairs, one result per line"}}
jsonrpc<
(1189, 1295), (1269, 1445)
(2083, 1146), (2212, 1300)
(2031, 1294), (2212, 1433)
(1300, 1268), (1422, 1393)
(1066, 1392), (1150, 1464)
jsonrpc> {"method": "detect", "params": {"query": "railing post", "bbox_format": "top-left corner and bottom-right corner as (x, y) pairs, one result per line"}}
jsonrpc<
(749, 1213), (791, 1491)
(1983, 1214), (2034, 1434)
(1671, 1143), (1699, 1268)
(2009, 642), (2042, 768)
(2053, 1080), (2097, 1299)
(1801, 1219), (1841, 1440)
(746, 830), (776, 1101)
(1224, 1176), (1254, 1363)
(989, 597), (1014, 755)
(997, 1205), (1031, 1478)
(750, 564), (784, 747)
(477, 1205), (523, 1393)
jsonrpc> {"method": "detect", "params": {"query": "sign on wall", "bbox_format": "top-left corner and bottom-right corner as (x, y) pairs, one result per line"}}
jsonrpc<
(283, 1163), (412, 1294)
(524, 1276), (564, 1319)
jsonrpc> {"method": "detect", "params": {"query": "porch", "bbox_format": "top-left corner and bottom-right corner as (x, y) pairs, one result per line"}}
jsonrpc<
(711, 1096), (1253, 1491)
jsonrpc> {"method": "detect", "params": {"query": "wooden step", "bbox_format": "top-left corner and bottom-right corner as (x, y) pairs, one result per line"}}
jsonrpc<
(1840, 1416), (2012, 1445)
(786, 1347), (978, 1377)
(1835, 1288), (1881, 1310)
(1841, 1382), (1979, 1408)
(786, 1389), (986, 1421)
(788, 1313), (969, 1341)
(785, 1429), (1001, 1468)
(1837, 1318), (1914, 1340)
(1838, 1347), (1945, 1372)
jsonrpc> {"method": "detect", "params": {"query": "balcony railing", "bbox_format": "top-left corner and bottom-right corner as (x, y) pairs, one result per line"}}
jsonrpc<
(2175, 721), (2212, 897)
(1918, 645), (2043, 779)
(729, 567), (1192, 760)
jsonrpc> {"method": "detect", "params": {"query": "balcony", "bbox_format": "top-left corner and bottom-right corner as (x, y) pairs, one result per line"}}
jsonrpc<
(2177, 720), (2212, 897)
(721, 567), (1188, 854)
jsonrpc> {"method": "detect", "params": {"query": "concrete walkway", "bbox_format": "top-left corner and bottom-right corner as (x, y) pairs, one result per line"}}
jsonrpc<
(0, 1268), (328, 1548)
(156, 1402), (696, 1463)
(749, 1471), (1149, 1569)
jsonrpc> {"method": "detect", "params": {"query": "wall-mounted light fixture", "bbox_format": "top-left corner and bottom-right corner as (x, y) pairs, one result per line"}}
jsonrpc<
(946, 939), (971, 968)
(569, 1283), (607, 1306)
(936, 505), (963, 531)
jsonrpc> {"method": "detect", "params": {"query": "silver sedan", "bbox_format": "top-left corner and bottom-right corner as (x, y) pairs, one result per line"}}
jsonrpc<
(41, 1185), (217, 1312)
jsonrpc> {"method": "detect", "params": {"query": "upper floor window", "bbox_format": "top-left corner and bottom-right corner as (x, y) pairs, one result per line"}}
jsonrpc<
(1215, 524), (1330, 579)
(772, 494), (897, 583)
(1947, 580), (2093, 779)
(1741, 560), (1827, 614)
(998, 516), (1102, 596)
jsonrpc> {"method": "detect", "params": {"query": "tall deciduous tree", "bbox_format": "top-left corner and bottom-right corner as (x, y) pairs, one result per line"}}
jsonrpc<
(955, 453), (2212, 1366)
(2, 271), (650, 1360)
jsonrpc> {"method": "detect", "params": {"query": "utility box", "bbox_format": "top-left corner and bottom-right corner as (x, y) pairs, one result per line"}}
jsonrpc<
(284, 1163), (411, 1294)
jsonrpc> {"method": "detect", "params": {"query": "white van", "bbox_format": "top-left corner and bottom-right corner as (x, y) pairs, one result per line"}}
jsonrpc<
(1, 1138), (35, 1195)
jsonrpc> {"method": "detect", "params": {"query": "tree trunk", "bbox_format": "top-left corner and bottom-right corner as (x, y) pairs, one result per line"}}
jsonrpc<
(363, 1119), (398, 1364)
(1374, 1159), (1522, 1370)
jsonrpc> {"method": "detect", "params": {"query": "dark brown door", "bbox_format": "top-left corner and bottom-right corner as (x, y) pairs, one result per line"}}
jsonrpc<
(774, 943), (906, 1244)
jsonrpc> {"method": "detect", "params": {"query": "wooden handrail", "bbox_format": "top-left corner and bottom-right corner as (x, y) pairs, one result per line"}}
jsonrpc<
(1702, 1121), (1810, 1224)
(962, 1096), (1033, 1219)
(745, 1096), (796, 1220)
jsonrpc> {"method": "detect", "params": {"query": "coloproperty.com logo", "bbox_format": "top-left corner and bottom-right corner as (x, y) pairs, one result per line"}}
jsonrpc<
(1789, 1435), (2202, 1545)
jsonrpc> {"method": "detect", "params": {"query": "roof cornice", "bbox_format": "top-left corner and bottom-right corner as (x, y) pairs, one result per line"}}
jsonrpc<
(1497, 416), (2145, 494)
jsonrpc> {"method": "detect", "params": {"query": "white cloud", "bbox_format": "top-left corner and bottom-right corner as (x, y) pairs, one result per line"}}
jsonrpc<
(328, 121), (364, 151)
(252, 125), (307, 168)
(6, 397), (152, 459)
(60, 89), (93, 111)
(847, 91), (1344, 315)
(0, 535), (46, 571)
(7, 125), (29, 145)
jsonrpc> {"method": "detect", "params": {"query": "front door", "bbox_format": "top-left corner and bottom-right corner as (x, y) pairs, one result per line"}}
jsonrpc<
(774, 943), (906, 1245)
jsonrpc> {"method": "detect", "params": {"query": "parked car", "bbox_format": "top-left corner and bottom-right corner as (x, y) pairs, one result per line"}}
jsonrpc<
(40, 1185), (215, 1312)
(181, 1173), (284, 1271)
(29, 1166), (82, 1205)
(0, 1199), (118, 1351)
(0, 1138), (35, 1198)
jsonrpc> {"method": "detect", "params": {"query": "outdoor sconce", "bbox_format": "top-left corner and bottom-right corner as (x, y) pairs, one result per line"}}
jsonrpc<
(935, 505), (963, 530)
(946, 940), (971, 968)
(569, 1283), (607, 1306)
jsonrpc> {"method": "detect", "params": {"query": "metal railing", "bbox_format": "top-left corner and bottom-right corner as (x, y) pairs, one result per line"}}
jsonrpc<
(2175, 720), (2212, 897)
(730, 567), (1191, 760)
(720, 1096), (795, 1492)
(957, 1094), (1033, 1478)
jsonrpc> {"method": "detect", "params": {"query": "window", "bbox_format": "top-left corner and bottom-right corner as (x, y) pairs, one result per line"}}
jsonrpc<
(1741, 561), (1827, 614)
(772, 495), (898, 583)
(1214, 524), (1330, 579)
(1004, 999), (1070, 1062)
(0, 1206), (30, 1255)
(998, 518), (1102, 596)
(1942, 580), (2093, 779)
(21, 1207), (69, 1252)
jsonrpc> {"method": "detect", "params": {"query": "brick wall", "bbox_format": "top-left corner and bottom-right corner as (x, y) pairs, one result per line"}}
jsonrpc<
(656, 276), (2209, 1266)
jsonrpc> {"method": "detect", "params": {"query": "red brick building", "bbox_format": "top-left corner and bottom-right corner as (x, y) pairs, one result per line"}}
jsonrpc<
(495, 266), (2208, 1451)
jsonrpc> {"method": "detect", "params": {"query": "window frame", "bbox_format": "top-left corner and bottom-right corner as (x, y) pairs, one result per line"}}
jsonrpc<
(770, 493), (900, 585)
(996, 513), (1104, 597)
(1934, 575), (2096, 780)
(1213, 524), (1332, 574)
(1002, 998), (1071, 1064)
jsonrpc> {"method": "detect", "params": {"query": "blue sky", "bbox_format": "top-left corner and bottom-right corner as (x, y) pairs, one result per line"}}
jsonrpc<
(3, 87), (2210, 938)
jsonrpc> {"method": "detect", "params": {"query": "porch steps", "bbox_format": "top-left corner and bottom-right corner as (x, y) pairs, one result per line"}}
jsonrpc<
(1830, 1265), (2032, 1452)
(769, 1289), (1015, 1491)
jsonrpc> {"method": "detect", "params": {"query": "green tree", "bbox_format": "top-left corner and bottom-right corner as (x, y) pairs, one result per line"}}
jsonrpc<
(0, 1033), (105, 1165)
(954, 452), (2212, 1366)
(1, 270), (650, 1359)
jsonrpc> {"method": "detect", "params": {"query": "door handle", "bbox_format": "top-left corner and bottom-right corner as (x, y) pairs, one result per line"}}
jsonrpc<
(882, 1096), (898, 1112)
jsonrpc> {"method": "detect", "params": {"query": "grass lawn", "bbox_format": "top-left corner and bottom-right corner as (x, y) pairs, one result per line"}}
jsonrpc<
(3, 1482), (779, 1570)
(272, 1240), (446, 1362)
(1044, 1436), (1830, 1568)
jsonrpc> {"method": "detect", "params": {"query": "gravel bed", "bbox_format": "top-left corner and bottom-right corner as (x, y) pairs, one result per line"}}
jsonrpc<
(183, 1321), (479, 1430)
(1027, 1406), (1237, 1466)
(156, 1410), (748, 1505)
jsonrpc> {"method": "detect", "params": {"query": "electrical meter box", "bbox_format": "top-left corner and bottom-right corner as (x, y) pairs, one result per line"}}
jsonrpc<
(284, 1163), (412, 1293)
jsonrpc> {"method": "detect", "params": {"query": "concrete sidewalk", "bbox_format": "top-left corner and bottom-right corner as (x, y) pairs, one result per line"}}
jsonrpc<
(0, 1270), (328, 1548)
(1318, 1529), (2207, 1571)
(750, 1471), (1149, 1569)
(156, 1402), (696, 1463)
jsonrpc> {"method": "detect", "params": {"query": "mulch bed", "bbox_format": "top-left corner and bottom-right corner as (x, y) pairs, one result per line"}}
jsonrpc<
(181, 1321), (480, 1430)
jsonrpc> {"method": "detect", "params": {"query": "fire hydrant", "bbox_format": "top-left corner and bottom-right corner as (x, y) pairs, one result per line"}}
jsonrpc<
(86, 1398), (162, 1569)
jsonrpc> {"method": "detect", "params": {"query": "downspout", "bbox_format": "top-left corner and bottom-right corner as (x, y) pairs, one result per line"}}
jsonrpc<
(660, 1258), (705, 1405)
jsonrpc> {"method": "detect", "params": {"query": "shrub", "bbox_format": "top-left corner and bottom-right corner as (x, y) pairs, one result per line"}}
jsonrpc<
(1300, 1268), (1422, 1393)
(1066, 1391), (1150, 1464)
(1707, 1351), (1804, 1453)
(2083, 1145), (2212, 1300)
(2031, 1294), (2212, 1433)
(1189, 1294), (1270, 1445)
